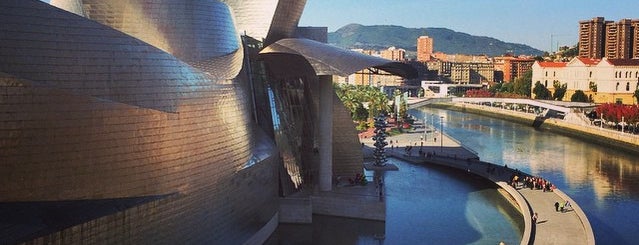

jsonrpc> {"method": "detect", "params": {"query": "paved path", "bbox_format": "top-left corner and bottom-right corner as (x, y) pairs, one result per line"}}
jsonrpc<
(363, 120), (594, 245)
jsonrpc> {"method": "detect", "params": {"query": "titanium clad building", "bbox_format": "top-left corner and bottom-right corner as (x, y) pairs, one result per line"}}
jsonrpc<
(0, 0), (416, 244)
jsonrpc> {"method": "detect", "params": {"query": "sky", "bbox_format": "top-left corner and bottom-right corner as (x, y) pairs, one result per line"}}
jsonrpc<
(298, 0), (639, 52)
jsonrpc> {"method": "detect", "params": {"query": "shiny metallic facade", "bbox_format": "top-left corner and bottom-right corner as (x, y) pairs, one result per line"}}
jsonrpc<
(1, 0), (276, 244)
(1, 0), (416, 243)
(262, 38), (418, 78)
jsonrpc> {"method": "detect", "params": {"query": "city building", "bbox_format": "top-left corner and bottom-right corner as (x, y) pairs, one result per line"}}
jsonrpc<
(605, 19), (634, 59)
(497, 56), (535, 82)
(450, 62), (494, 84)
(425, 53), (494, 84)
(532, 57), (639, 104)
(417, 36), (434, 61)
(381, 46), (407, 61)
(343, 47), (409, 86)
(579, 17), (639, 59)
(0, 0), (416, 244)
(579, 17), (608, 59)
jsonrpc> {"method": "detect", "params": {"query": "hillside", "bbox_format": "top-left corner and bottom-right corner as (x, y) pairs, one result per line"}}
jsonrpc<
(328, 24), (544, 57)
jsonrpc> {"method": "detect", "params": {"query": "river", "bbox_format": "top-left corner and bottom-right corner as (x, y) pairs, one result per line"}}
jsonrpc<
(412, 107), (639, 244)
(268, 106), (638, 244)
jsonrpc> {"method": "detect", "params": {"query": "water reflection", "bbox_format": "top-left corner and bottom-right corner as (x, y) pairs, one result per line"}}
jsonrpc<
(268, 159), (523, 245)
(413, 107), (639, 244)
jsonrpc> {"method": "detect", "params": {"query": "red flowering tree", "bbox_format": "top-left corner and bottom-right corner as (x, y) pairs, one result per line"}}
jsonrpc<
(465, 89), (493, 98)
(595, 103), (639, 124)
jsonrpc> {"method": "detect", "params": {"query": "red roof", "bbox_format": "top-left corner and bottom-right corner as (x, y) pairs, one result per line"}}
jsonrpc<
(576, 57), (601, 65)
(537, 62), (567, 68)
(606, 59), (639, 66)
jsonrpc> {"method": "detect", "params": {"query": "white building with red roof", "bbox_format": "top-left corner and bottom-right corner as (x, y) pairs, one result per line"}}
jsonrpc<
(532, 57), (639, 104)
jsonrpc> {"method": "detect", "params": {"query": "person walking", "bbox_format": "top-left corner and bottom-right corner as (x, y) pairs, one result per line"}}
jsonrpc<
(554, 202), (560, 212)
(532, 213), (538, 224)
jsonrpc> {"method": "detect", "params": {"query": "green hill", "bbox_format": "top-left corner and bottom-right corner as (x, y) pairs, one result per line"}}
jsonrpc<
(328, 24), (543, 57)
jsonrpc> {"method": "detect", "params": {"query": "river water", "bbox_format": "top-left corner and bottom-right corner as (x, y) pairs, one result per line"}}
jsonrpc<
(268, 159), (523, 245)
(412, 107), (639, 245)
(268, 107), (638, 244)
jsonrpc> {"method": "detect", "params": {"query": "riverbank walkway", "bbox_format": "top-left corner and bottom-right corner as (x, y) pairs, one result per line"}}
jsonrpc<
(361, 120), (595, 245)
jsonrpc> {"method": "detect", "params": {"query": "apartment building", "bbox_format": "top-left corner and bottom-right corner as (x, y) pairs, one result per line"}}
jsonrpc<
(381, 46), (406, 61)
(579, 17), (639, 59)
(417, 36), (434, 61)
(605, 19), (634, 59)
(496, 56), (535, 82)
(579, 17), (608, 59)
(342, 47), (408, 86)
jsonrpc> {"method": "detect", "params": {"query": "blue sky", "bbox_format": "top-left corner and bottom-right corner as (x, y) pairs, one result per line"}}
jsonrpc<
(299, 0), (639, 52)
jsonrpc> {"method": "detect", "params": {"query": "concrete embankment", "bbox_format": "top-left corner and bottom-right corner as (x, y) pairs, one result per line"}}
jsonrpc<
(427, 102), (639, 154)
(376, 125), (594, 245)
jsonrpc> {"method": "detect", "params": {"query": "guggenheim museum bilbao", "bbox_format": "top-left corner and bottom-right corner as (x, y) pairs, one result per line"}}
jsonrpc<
(0, 0), (415, 244)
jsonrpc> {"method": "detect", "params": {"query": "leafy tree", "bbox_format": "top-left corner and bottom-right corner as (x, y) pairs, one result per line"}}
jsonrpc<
(595, 103), (639, 124)
(335, 84), (388, 125)
(399, 98), (408, 121)
(562, 45), (579, 58)
(634, 89), (639, 104)
(366, 87), (389, 120)
(353, 103), (368, 122)
(552, 81), (567, 101)
(570, 90), (589, 102)
(512, 70), (532, 97)
(532, 81), (552, 100)
(489, 82), (503, 93)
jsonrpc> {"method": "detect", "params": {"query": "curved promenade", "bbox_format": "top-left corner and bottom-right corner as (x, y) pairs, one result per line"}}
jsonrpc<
(364, 125), (595, 245)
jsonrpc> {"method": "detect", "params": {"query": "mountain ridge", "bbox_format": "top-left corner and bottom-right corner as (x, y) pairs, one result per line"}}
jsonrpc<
(328, 23), (544, 57)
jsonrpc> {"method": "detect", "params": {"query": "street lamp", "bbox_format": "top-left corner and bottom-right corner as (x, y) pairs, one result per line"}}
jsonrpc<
(431, 113), (435, 141)
(440, 116), (444, 152)
(423, 116), (427, 141)
(600, 113), (603, 129)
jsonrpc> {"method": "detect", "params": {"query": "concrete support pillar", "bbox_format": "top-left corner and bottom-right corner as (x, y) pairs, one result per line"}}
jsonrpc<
(318, 75), (333, 192)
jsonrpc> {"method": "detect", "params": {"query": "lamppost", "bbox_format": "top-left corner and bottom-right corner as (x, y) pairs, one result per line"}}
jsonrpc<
(423, 116), (427, 141)
(600, 113), (604, 129)
(622, 116), (625, 133)
(431, 113), (435, 141)
(440, 116), (444, 152)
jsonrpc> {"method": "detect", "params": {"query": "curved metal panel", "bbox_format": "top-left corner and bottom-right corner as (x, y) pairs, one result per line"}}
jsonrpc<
(54, 0), (243, 79)
(1, 1), (219, 112)
(222, 0), (279, 40)
(265, 0), (307, 45)
(50, 0), (85, 16)
(0, 2), (281, 243)
(261, 38), (418, 78)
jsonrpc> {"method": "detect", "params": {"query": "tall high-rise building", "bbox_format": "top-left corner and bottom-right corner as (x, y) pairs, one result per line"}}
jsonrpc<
(579, 17), (608, 59)
(417, 36), (434, 61)
(605, 19), (633, 59)
(633, 21), (639, 58)
(579, 17), (639, 59)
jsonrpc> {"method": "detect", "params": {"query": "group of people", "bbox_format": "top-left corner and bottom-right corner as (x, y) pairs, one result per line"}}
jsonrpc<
(554, 200), (573, 213)
(511, 174), (555, 192)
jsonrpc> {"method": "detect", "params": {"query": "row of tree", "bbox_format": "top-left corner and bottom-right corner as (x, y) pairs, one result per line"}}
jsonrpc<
(335, 84), (410, 130)
(466, 70), (624, 103)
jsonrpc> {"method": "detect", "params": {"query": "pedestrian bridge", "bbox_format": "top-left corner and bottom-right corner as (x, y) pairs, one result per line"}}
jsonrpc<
(452, 97), (573, 117)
